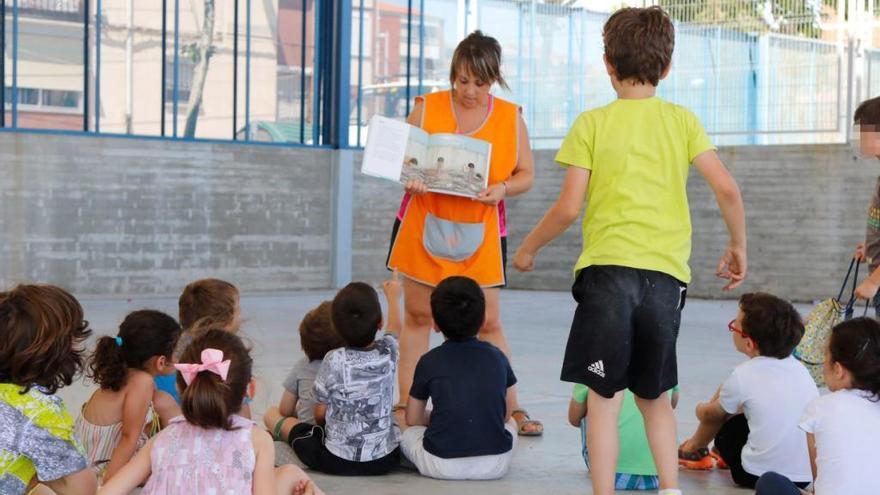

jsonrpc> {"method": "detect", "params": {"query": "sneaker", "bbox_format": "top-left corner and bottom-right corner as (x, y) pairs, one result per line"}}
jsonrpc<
(678, 446), (714, 470)
(710, 448), (728, 470)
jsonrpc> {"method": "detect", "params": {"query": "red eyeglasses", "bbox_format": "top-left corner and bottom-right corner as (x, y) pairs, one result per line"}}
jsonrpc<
(728, 319), (750, 339)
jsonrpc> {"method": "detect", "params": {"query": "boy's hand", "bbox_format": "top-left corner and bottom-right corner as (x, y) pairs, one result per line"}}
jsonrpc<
(404, 179), (428, 196)
(855, 243), (866, 262)
(513, 246), (536, 272)
(855, 278), (879, 300)
(382, 269), (402, 301)
(716, 245), (747, 291)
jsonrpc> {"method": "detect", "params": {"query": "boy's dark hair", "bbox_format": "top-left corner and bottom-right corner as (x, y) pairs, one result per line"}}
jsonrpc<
(300, 301), (345, 361)
(179, 278), (239, 334)
(431, 276), (485, 342)
(450, 30), (509, 90)
(830, 317), (880, 401)
(854, 96), (880, 129)
(177, 329), (253, 430)
(331, 282), (382, 348)
(739, 292), (804, 359)
(88, 310), (182, 391)
(0, 284), (92, 394)
(603, 6), (674, 86)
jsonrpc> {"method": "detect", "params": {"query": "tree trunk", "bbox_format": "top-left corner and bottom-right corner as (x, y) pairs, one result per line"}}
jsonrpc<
(183, 0), (216, 138)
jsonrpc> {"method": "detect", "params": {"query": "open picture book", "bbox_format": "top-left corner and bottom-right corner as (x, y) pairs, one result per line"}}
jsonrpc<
(360, 115), (492, 198)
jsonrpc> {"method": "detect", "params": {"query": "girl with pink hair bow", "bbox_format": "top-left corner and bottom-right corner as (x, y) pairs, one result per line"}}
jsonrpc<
(98, 330), (324, 495)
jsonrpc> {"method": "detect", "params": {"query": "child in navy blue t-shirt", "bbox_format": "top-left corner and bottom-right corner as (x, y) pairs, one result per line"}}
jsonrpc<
(399, 276), (518, 480)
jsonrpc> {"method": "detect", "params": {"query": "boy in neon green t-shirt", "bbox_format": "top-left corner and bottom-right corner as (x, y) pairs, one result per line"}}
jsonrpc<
(569, 385), (679, 490)
(514, 6), (747, 495)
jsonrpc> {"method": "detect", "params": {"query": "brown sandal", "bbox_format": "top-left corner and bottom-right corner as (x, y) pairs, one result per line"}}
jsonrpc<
(511, 409), (543, 437)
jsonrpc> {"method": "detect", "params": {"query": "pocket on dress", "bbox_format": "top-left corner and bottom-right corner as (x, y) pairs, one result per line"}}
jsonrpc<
(422, 213), (484, 262)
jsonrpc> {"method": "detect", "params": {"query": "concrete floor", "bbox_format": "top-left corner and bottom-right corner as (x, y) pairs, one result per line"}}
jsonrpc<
(57, 289), (787, 495)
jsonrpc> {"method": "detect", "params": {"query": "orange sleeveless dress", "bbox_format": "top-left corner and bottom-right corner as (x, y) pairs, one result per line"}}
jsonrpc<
(387, 90), (520, 287)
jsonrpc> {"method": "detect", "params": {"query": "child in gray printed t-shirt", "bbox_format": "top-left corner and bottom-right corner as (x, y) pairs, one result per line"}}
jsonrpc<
(263, 301), (345, 438)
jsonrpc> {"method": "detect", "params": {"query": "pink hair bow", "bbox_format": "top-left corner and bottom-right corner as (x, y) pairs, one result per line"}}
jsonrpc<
(174, 348), (231, 385)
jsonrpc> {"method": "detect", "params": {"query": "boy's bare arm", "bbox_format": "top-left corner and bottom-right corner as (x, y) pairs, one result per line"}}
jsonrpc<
(567, 398), (588, 427)
(405, 398), (430, 427)
(693, 150), (747, 290)
(279, 390), (299, 417)
(695, 397), (729, 423)
(514, 166), (590, 272)
(314, 404), (327, 425)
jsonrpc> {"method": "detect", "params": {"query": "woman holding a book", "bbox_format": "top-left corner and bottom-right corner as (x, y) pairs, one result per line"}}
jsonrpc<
(386, 30), (540, 435)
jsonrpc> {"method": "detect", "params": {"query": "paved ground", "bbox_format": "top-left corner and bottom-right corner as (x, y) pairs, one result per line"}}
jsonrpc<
(58, 290), (796, 494)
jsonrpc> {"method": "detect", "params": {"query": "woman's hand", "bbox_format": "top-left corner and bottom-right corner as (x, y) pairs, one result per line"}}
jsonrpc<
(404, 179), (428, 196)
(474, 182), (506, 206)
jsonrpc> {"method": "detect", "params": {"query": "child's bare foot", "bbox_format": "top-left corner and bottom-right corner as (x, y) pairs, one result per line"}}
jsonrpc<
(293, 480), (315, 495)
(275, 464), (323, 495)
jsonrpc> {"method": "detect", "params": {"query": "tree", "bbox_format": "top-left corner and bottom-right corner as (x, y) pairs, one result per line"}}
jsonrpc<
(183, 0), (216, 138)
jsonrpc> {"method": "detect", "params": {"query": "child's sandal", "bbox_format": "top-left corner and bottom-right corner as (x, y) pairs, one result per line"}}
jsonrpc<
(511, 409), (544, 437)
(678, 446), (714, 470)
(710, 447), (729, 469)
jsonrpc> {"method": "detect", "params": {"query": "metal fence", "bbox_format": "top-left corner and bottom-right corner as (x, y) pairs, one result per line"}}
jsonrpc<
(1, 0), (877, 148)
(350, 0), (878, 149)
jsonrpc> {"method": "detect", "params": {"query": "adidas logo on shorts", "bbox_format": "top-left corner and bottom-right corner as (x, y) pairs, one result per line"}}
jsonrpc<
(587, 360), (606, 378)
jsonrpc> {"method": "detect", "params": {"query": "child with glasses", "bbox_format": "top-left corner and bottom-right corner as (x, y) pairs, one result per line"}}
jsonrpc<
(678, 293), (818, 489)
(755, 317), (880, 495)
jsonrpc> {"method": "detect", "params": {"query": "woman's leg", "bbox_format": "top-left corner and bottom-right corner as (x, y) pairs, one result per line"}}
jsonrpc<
(398, 278), (435, 404)
(479, 288), (542, 435)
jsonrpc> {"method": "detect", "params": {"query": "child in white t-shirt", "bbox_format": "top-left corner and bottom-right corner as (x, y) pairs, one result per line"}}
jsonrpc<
(756, 317), (880, 495)
(678, 293), (818, 488)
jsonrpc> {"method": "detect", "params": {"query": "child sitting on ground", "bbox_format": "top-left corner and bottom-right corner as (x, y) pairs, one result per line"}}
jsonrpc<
(569, 386), (679, 490)
(755, 317), (880, 495)
(287, 282), (401, 475)
(0, 284), (97, 495)
(76, 310), (182, 481)
(263, 301), (345, 439)
(98, 329), (323, 495)
(399, 276), (518, 480)
(155, 278), (241, 404)
(678, 292), (817, 488)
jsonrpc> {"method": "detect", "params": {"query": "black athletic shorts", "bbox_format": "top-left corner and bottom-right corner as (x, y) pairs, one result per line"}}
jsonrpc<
(560, 265), (687, 399)
(288, 423), (400, 476)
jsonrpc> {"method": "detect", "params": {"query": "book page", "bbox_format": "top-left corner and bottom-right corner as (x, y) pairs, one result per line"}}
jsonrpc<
(399, 127), (430, 183)
(361, 115), (412, 181)
(422, 133), (492, 198)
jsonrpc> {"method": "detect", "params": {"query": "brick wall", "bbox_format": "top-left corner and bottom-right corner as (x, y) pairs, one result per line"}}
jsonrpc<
(0, 132), (333, 294)
(1, 131), (873, 300)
